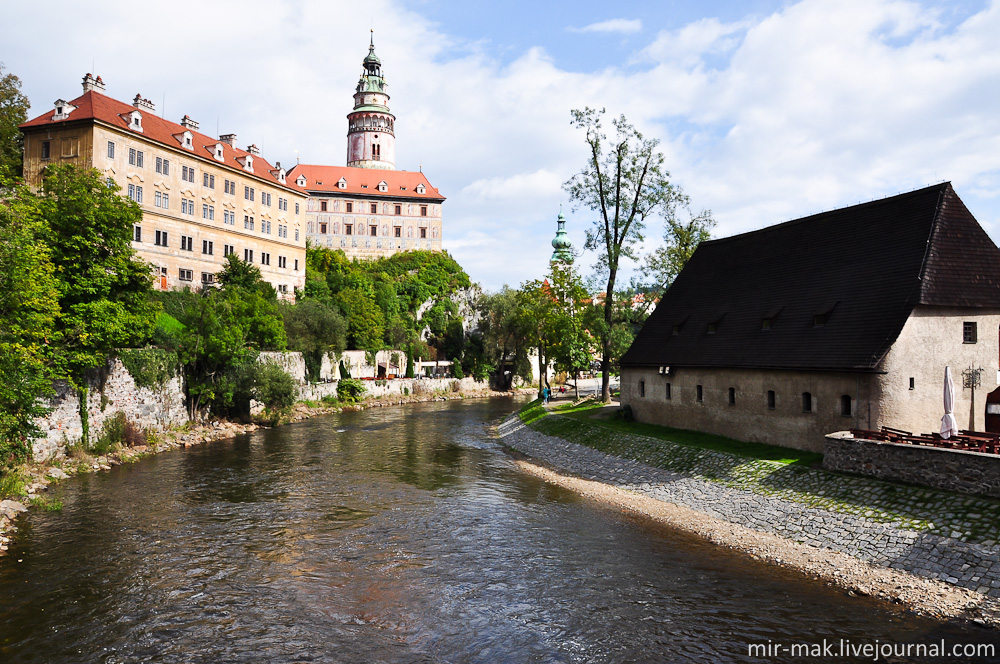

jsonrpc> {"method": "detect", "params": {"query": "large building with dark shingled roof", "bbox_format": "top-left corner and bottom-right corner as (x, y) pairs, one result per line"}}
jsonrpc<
(620, 183), (1000, 452)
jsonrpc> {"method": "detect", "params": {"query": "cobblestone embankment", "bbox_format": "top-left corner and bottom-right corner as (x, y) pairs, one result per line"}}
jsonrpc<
(497, 412), (1000, 624)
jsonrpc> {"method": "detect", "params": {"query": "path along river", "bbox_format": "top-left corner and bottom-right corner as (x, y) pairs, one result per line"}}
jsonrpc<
(1, 398), (999, 663)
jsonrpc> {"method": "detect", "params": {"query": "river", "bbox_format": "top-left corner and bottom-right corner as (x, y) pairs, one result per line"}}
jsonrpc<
(1, 398), (998, 662)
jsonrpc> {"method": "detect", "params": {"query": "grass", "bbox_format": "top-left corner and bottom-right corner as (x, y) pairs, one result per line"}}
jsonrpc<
(522, 399), (822, 466)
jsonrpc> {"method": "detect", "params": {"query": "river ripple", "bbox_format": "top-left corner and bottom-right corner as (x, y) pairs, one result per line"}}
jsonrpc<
(1, 398), (998, 663)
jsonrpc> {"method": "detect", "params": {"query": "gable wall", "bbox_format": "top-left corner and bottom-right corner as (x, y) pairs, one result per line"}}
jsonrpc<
(876, 307), (1000, 434)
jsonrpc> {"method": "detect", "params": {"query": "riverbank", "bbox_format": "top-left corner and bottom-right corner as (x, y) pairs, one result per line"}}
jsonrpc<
(0, 384), (529, 556)
(496, 406), (1000, 627)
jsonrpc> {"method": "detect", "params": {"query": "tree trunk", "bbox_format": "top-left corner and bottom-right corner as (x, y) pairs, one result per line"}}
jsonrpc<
(601, 270), (617, 403)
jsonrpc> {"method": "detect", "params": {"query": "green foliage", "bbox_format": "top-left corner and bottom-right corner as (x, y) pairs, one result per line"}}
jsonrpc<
(39, 164), (158, 382)
(0, 64), (29, 178)
(151, 311), (185, 347)
(0, 468), (28, 498)
(92, 411), (146, 454)
(452, 361), (464, 380)
(116, 348), (178, 389)
(405, 347), (415, 378)
(282, 299), (346, 382)
(335, 288), (385, 351)
(0, 176), (59, 465)
(339, 359), (351, 380)
(253, 361), (297, 421)
(645, 207), (716, 294)
(336, 378), (366, 403)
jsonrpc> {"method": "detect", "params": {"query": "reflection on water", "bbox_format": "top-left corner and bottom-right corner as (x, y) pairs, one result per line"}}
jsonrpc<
(0, 398), (998, 663)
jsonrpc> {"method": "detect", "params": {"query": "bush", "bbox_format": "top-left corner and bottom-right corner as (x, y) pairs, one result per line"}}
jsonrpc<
(337, 378), (366, 403)
(339, 360), (352, 380)
(254, 362), (297, 421)
(452, 361), (464, 379)
(92, 411), (146, 453)
(117, 347), (178, 389)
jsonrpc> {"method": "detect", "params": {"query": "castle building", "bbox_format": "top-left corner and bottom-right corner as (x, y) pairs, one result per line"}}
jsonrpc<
(19, 75), (307, 298)
(290, 35), (444, 259)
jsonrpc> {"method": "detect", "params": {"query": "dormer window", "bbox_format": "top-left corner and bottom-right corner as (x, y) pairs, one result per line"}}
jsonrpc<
(762, 318), (772, 331)
(277, 169), (286, 184)
(416, 183), (425, 194)
(52, 99), (76, 121)
(240, 155), (254, 172)
(378, 180), (388, 192)
(181, 131), (193, 149)
(129, 110), (143, 132)
(214, 143), (225, 161)
(813, 301), (837, 327)
(338, 177), (347, 189)
(296, 175), (307, 187)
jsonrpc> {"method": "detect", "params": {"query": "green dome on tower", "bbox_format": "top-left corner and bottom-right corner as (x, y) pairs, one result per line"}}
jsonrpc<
(550, 209), (573, 264)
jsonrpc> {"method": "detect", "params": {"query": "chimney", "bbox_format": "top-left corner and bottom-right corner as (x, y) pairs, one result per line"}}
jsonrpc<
(82, 73), (106, 94)
(247, 144), (261, 156)
(132, 93), (155, 113)
(180, 115), (199, 130)
(220, 133), (237, 147)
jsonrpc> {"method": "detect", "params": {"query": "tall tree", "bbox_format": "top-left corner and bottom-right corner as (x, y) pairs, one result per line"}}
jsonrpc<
(281, 299), (347, 382)
(39, 164), (158, 383)
(0, 177), (60, 466)
(0, 64), (29, 178)
(645, 206), (716, 298)
(564, 107), (686, 402)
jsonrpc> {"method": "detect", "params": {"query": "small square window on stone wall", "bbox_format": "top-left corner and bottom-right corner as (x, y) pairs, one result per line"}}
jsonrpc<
(964, 321), (977, 344)
(767, 390), (776, 410)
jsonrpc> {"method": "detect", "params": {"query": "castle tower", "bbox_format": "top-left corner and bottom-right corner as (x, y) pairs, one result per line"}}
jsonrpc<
(550, 209), (573, 264)
(346, 32), (396, 170)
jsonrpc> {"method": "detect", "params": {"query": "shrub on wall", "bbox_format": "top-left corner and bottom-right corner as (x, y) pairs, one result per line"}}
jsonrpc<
(337, 378), (366, 404)
(116, 348), (179, 389)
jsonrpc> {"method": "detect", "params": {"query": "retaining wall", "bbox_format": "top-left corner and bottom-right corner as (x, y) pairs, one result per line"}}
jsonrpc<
(824, 432), (1000, 500)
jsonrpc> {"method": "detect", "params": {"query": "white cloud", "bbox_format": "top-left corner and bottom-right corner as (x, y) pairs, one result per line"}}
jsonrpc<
(568, 18), (643, 34)
(6, 0), (1000, 291)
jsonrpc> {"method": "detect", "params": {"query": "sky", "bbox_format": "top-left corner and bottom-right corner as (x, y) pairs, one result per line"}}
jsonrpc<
(4, 0), (1000, 291)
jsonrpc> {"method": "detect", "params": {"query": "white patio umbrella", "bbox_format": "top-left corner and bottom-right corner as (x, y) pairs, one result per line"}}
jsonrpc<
(941, 365), (959, 439)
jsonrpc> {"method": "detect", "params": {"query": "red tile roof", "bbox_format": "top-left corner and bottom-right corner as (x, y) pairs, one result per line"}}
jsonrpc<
(287, 163), (444, 201)
(20, 89), (306, 195)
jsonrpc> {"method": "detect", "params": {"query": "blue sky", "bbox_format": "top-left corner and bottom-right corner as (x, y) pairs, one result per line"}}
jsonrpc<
(5, 0), (1000, 291)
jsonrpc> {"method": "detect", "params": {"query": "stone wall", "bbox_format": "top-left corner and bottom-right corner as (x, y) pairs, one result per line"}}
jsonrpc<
(824, 432), (1000, 499)
(34, 358), (187, 462)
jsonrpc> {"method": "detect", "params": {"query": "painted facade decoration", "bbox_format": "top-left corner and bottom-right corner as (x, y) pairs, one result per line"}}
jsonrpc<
(620, 183), (1000, 452)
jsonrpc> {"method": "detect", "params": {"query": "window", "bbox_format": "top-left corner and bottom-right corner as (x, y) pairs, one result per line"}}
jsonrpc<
(203, 173), (215, 188)
(964, 321), (977, 344)
(639, 380), (645, 397)
(181, 198), (194, 215)
(128, 147), (135, 165)
(155, 230), (168, 247)
(762, 318), (772, 331)
(262, 220), (271, 235)
(370, 225), (377, 236)
(225, 179), (235, 195)
(672, 324), (680, 336)
(261, 252), (270, 266)
(665, 383), (671, 400)
(244, 248), (254, 263)
(346, 202), (353, 213)
(127, 184), (143, 203)
(345, 224), (353, 235)
(909, 377), (915, 390)
(814, 313), (829, 326)
(107, 141), (115, 159)
(696, 385), (704, 402)
(136, 150), (144, 168)
(133, 225), (142, 242)
(181, 165), (195, 182)
(728, 387), (735, 405)
(223, 210), (233, 225)
(202, 240), (214, 255)
(767, 390), (776, 410)
(244, 215), (254, 230)
(178, 268), (193, 282)
(201, 272), (215, 285)
(155, 191), (169, 209)
(370, 202), (377, 214)
(203, 204), (214, 220)
(224, 244), (235, 257)
(802, 392), (813, 413)
(156, 156), (169, 175)
(180, 235), (193, 252)
(295, 202), (300, 215)
(263, 192), (271, 206)
(278, 256), (287, 268)
(707, 323), (717, 334)
(395, 204), (401, 215)
(420, 205), (428, 217)
(840, 395), (852, 417)
(420, 228), (427, 238)
(319, 222), (328, 234)
(394, 227), (401, 237)
(41, 141), (50, 159)
(295, 228), (299, 241)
